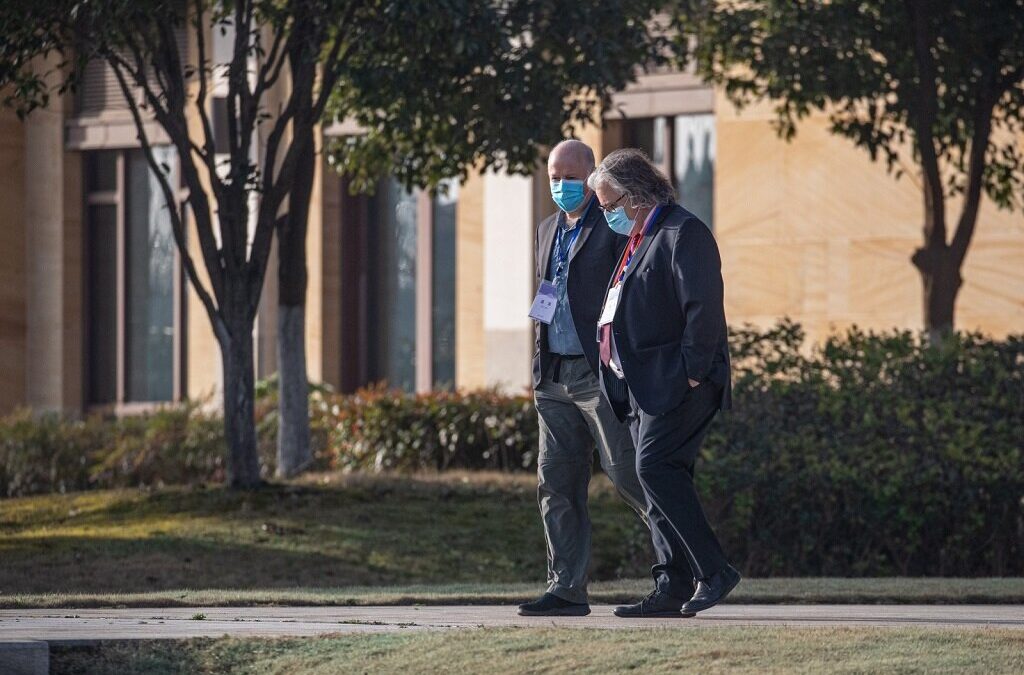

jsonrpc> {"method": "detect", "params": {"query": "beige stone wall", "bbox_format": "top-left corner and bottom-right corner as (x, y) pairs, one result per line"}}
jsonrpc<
(304, 133), (325, 384)
(455, 170), (487, 389)
(714, 92), (1024, 343)
(24, 81), (75, 414)
(0, 110), (26, 414)
(320, 156), (342, 390)
(181, 37), (224, 404)
(184, 215), (223, 404)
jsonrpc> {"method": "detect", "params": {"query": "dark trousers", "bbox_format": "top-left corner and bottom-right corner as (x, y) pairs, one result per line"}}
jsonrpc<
(628, 380), (729, 600)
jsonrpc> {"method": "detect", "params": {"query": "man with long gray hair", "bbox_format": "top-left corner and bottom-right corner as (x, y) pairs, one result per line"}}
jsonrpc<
(519, 140), (648, 617)
(589, 148), (740, 618)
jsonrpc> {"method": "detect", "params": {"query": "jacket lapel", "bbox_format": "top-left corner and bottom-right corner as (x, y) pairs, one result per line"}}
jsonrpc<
(620, 204), (674, 285)
(568, 195), (599, 262)
(537, 214), (559, 281)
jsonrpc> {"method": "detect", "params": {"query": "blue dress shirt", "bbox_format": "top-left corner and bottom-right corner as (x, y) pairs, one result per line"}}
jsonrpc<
(545, 196), (595, 356)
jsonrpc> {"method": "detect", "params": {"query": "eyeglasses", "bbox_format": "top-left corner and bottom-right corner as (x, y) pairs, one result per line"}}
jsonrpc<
(597, 193), (627, 213)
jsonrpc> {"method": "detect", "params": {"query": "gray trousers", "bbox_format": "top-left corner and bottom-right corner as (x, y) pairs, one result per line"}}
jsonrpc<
(534, 356), (647, 603)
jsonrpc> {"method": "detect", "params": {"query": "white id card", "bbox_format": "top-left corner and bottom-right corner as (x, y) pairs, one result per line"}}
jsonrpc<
(529, 281), (558, 324)
(598, 284), (621, 326)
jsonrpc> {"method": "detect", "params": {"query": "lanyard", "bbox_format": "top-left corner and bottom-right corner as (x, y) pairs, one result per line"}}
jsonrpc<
(552, 224), (582, 280)
(549, 195), (593, 282)
(615, 205), (663, 284)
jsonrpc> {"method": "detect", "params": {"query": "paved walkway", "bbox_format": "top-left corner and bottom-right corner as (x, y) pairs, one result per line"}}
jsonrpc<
(2, 605), (1022, 643)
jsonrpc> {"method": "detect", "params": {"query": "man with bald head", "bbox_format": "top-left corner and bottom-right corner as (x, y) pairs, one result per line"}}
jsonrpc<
(519, 140), (647, 617)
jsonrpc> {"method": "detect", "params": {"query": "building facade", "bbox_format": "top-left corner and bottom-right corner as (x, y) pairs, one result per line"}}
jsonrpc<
(2, 60), (1022, 416)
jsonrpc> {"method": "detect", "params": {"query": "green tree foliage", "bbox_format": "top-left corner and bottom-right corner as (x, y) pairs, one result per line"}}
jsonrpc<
(673, 0), (1024, 339)
(326, 1), (671, 191)
(0, 0), (668, 486)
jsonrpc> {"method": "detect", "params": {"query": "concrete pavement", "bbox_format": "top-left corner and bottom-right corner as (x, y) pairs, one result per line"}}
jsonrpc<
(2, 604), (1022, 644)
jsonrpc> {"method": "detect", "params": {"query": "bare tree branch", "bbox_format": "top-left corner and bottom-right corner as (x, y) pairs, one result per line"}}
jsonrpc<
(254, 23), (291, 98)
(108, 43), (228, 308)
(190, 0), (227, 224)
(908, 0), (947, 250)
(108, 58), (226, 343)
(951, 82), (999, 267)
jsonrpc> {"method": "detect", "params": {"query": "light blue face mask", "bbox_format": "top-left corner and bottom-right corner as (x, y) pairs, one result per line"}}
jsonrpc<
(550, 179), (587, 213)
(604, 205), (635, 236)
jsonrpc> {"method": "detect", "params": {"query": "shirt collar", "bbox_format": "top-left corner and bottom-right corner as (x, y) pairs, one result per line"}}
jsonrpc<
(558, 193), (596, 231)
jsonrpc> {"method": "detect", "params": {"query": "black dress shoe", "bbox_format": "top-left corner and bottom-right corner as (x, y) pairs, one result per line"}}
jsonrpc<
(682, 565), (741, 614)
(613, 590), (696, 618)
(518, 592), (591, 616)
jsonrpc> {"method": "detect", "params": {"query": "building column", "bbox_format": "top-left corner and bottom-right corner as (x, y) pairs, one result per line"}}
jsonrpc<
(414, 191), (434, 392)
(24, 59), (69, 413)
(455, 170), (486, 390)
(482, 171), (535, 392)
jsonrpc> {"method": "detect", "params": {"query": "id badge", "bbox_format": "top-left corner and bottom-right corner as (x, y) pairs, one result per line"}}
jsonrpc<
(598, 285), (621, 326)
(529, 281), (558, 324)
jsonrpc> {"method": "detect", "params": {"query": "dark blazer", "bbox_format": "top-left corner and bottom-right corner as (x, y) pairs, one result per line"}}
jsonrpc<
(597, 202), (732, 420)
(532, 196), (628, 388)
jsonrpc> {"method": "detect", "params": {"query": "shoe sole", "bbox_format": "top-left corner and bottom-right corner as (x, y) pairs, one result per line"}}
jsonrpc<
(682, 574), (741, 614)
(518, 607), (591, 617)
(613, 611), (697, 619)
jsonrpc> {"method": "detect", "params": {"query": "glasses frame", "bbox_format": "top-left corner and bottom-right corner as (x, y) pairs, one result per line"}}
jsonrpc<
(597, 193), (627, 214)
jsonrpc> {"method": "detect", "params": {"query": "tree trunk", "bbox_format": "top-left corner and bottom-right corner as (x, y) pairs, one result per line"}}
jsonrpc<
(221, 314), (263, 488)
(911, 243), (961, 345)
(276, 303), (311, 477)
(274, 115), (314, 478)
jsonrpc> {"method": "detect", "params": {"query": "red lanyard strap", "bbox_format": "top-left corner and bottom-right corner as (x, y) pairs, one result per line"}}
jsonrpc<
(614, 205), (663, 283)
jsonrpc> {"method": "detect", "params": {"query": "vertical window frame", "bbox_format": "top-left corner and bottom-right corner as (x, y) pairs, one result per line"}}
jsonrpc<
(83, 148), (188, 413)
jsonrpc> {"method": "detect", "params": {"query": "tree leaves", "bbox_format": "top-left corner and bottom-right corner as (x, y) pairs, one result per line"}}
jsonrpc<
(674, 0), (1024, 213)
(323, 0), (669, 193)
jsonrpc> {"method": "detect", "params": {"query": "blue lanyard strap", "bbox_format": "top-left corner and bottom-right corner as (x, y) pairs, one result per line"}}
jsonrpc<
(553, 223), (582, 274)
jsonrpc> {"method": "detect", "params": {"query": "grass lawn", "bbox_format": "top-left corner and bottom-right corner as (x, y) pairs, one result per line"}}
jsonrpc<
(50, 627), (1024, 674)
(2, 472), (1022, 608)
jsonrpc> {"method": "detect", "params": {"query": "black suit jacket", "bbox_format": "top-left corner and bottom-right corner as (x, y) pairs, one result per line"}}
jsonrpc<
(597, 202), (732, 420)
(532, 196), (628, 388)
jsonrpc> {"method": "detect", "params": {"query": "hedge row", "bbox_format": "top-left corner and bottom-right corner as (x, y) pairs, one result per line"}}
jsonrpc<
(1, 321), (1021, 576)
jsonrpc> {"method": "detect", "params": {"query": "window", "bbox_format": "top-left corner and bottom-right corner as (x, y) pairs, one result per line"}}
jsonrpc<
(366, 179), (419, 392)
(342, 175), (459, 393)
(84, 148), (185, 407)
(431, 181), (458, 389)
(673, 115), (715, 229)
(616, 113), (716, 229)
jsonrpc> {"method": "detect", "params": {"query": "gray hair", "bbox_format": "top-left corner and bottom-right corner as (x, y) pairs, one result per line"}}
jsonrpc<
(587, 148), (675, 209)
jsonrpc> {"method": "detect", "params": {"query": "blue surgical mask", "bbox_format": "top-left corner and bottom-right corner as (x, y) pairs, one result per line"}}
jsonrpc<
(604, 206), (635, 236)
(550, 179), (587, 213)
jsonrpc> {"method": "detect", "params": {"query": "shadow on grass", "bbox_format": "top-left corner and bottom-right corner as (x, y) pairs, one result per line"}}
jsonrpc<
(0, 535), (390, 593)
(0, 478), (652, 594)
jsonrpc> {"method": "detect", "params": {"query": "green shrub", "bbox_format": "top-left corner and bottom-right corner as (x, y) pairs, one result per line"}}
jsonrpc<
(320, 321), (1023, 577)
(326, 386), (538, 472)
(700, 321), (1024, 577)
(1, 322), (1020, 576)
(0, 409), (105, 496)
(0, 403), (229, 496)
(87, 403), (228, 488)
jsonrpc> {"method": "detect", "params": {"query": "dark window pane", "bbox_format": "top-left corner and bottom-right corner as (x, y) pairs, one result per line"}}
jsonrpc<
(431, 181), (457, 389)
(674, 114), (715, 229)
(366, 178), (417, 391)
(86, 151), (118, 193)
(212, 96), (230, 152)
(125, 148), (177, 402)
(622, 118), (658, 160)
(87, 204), (118, 405)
